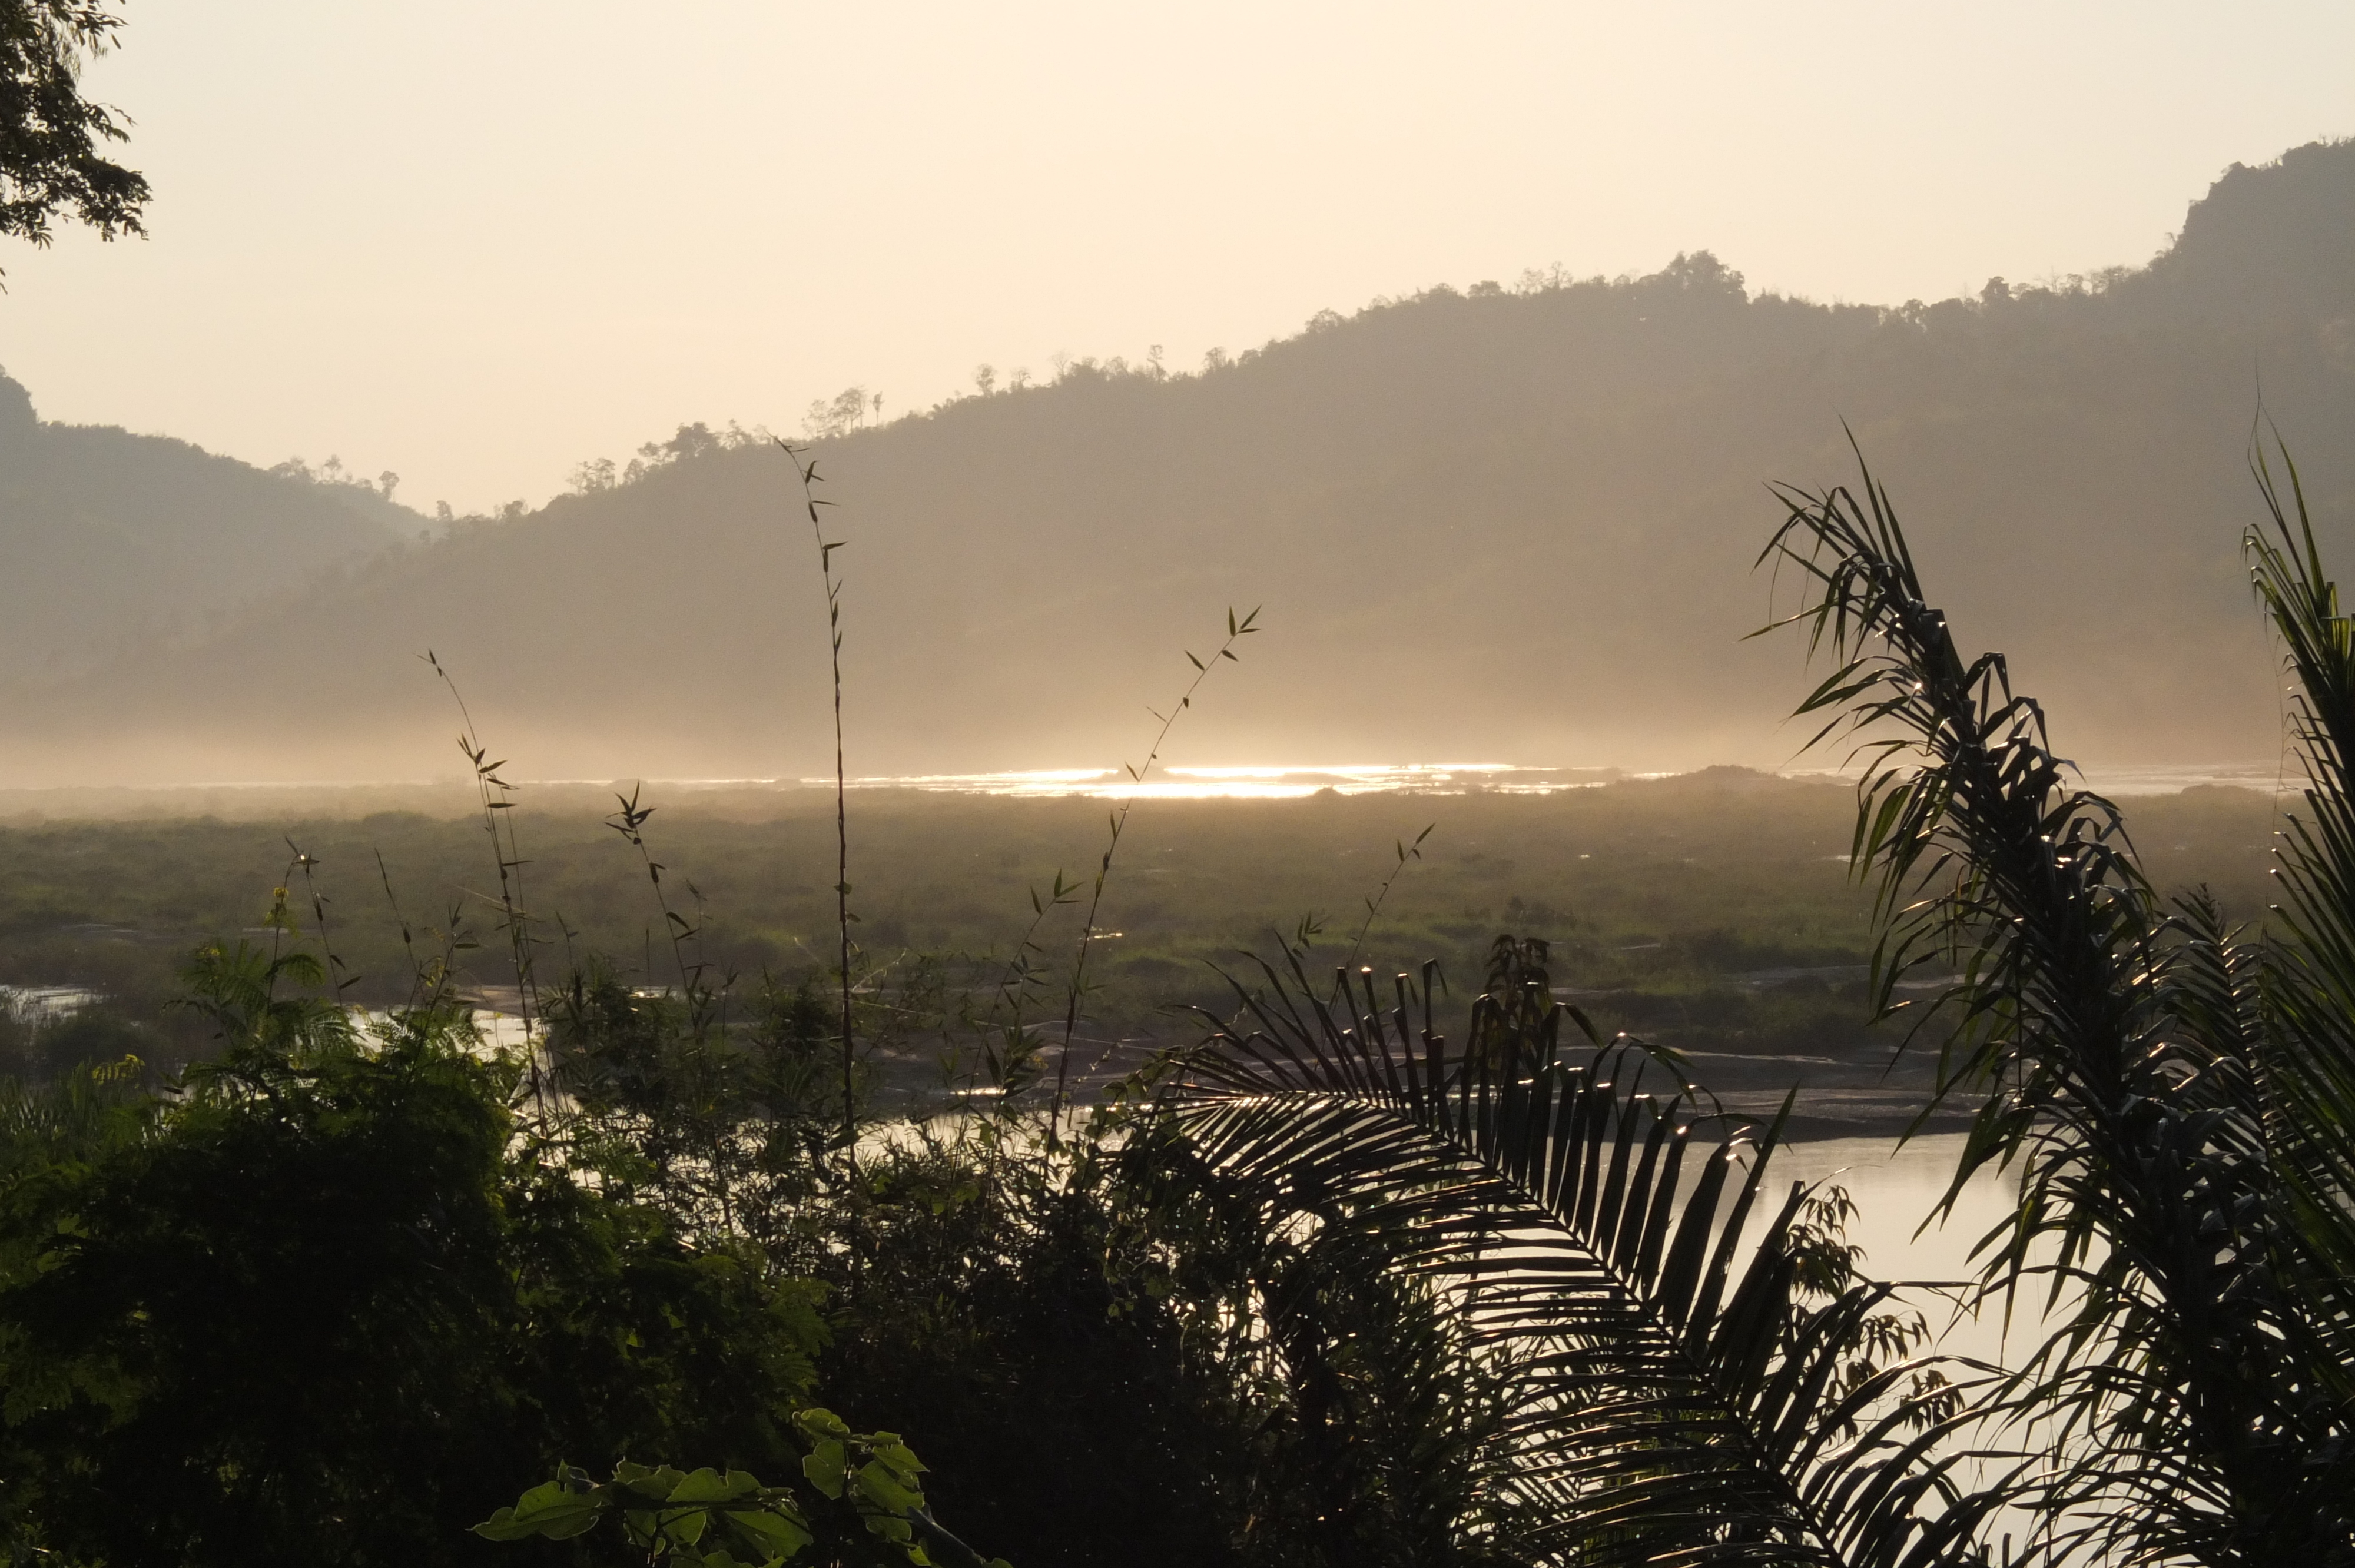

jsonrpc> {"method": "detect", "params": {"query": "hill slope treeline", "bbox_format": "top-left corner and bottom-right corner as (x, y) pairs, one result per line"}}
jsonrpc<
(5, 140), (2351, 785)
(0, 378), (416, 683)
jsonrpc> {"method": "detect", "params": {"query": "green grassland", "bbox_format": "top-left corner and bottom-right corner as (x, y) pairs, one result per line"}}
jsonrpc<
(0, 770), (2285, 1127)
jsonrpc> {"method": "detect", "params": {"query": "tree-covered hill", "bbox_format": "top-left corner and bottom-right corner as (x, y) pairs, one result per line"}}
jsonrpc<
(2, 139), (2348, 786)
(0, 373), (415, 682)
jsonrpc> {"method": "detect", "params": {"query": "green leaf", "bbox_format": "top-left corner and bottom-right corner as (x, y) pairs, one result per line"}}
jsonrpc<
(872, 1441), (926, 1476)
(722, 1506), (814, 1563)
(618, 1463), (688, 1502)
(472, 1481), (606, 1542)
(802, 1440), (847, 1499)
(854, 1457), (925, 1514)
(668, 1466), (752, 1503)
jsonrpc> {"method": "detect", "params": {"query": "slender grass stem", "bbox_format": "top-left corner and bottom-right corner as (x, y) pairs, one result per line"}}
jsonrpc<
(780, 441), (857, 1169)
(372, 847), (461, 1012)
(285, 839), (359, 1003)
(605, 783), (713, 1038)
(1343, 822), (1435, 978)
(423, 650), (546, 1117)
(996, 869), (1082, 1012)
(1048, 606), (1259, 1138)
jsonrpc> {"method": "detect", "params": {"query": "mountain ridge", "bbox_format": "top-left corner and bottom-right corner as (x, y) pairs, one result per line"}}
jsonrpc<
(2, 139), (2349, 786)
(0, 375), (422, 682)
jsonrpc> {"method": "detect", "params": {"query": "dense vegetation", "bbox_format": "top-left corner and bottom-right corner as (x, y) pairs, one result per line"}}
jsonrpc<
(0, 882), (1613, 1565)
(0, 775), (2284, 1135)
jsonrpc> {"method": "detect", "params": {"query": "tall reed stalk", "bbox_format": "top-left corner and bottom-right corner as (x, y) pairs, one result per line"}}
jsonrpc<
(779, 441), (857, 1165)
(1047, 606), (1259, 1137)
(1343, 822), (1434, 974)
(284, 839), (360, 1004)
(605, 784), (715, 1037)
(373, 847), (467, 1012)
(423, 651), (545, 1112)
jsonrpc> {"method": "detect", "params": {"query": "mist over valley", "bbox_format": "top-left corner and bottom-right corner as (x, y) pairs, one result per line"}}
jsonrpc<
(4, 142), (2349, 789)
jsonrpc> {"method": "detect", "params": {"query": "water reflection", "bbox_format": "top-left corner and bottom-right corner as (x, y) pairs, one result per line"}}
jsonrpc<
(0, 985), (104, 1024)
(1767, 1132), (2051, 1367)
(813, 763), (1623, 799)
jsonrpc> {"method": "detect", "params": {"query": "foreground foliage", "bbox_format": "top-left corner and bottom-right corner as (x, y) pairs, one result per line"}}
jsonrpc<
(0, 949), (861, 1567)
(1760, 440), (2355, 1563)
(475, 1411), (1006, 1568)
(0, 0), (148, 255)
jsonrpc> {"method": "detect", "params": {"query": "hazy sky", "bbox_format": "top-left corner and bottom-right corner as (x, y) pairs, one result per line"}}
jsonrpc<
(1, 1), (2348, 513)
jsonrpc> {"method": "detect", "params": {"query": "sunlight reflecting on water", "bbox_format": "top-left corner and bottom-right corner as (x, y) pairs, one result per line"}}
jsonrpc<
(811, 763), (1623, 799)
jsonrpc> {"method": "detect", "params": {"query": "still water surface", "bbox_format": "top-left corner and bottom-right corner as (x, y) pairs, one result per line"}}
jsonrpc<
(1768, 1132), (2043, 1368)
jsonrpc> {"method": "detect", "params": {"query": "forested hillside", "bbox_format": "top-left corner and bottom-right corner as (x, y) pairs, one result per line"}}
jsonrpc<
(0, 374), (414, 681)
(4, 140), (2350, 786)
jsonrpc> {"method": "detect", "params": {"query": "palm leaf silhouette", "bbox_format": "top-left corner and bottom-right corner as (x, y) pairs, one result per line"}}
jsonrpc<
(1156, 942), (2015, 1567)
(2244, 441), (2355, 1371)
(1759, 436), (2355, 1566)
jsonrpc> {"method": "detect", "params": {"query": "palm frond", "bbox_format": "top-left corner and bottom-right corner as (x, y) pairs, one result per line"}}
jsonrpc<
(2242, 434), (2355, 1383)
(1156, 943), (2013, 1567)
(1762, 444), (2355, 1565)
